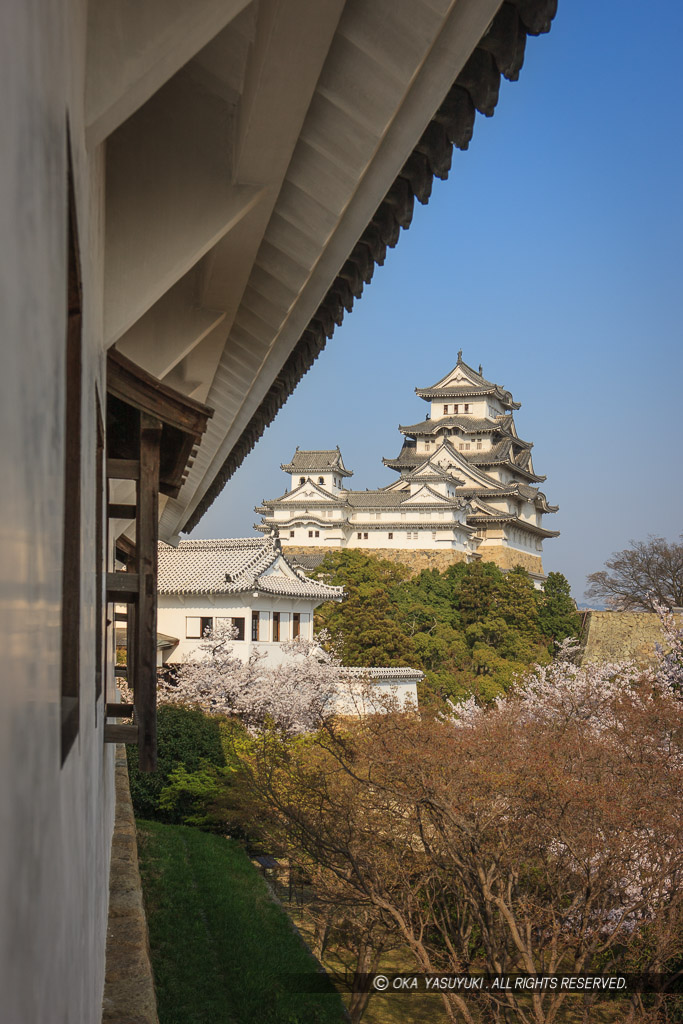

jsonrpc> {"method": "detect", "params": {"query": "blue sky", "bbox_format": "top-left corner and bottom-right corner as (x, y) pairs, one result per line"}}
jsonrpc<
(190, 0), (683, 602)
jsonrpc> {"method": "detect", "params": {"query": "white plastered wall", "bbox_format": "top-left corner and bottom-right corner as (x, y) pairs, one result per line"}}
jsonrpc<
(0, 2), (115, 1021)
(158, 593), (316, 666)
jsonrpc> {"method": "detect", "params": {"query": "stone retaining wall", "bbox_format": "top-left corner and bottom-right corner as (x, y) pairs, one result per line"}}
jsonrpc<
(477, 546), (544, 574)
(283, 545), (543, 577)
(580, 610), (682, 666)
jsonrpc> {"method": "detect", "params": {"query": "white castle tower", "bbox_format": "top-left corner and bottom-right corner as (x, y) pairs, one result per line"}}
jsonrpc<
(256, 354), (558, 577)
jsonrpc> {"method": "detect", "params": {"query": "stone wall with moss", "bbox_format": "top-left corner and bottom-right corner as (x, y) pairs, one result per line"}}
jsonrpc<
(580, 610), (682, 667)
(283, 545), (543, 577)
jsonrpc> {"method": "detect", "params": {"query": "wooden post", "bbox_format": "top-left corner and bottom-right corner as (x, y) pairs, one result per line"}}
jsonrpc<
(126, 600), (136, 696)
(135, 414), (162, 772)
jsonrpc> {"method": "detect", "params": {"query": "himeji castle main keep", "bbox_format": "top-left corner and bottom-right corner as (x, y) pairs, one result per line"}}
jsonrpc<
(256, 354), (558, 578)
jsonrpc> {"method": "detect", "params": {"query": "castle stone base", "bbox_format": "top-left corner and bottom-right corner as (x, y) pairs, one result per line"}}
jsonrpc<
(580, 610), (683, 667)
(478, 546), (544, 575)
(283, 545), (544, 578)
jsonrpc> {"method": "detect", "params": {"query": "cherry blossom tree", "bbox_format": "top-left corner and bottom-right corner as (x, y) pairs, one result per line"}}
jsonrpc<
(235, 615), (683, 1024)
(156, 621), (346, 734)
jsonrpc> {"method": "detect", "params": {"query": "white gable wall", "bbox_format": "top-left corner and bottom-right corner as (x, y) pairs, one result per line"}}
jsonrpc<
(158, 593), (317, 666)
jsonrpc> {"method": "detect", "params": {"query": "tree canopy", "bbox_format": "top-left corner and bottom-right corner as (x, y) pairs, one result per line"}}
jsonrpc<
(235, 640), (683, 1024)
(311, 553), (581, 705)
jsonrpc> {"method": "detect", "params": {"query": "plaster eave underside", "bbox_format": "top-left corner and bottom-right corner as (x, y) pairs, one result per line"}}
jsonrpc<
(97, 0), (556, 542)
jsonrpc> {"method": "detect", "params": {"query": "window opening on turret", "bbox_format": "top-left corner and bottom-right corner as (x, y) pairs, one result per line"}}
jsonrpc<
(443, 405), (448, 413)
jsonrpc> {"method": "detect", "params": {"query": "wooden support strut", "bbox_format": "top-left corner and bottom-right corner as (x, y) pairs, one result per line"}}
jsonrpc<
(134, 413), (162, 772)
(104, 352), (212, 766)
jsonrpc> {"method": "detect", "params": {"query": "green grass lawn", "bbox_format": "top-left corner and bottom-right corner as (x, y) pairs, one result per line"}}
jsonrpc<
(136, 821), (347, 1024)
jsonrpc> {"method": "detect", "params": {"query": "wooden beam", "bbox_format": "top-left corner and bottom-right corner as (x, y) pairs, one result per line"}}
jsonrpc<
(108, 350), (212, 440)
(107, 458), (140, 480)
(104, 723), (139, 744)
(106, 702), (135, 718)
(159, 432), (197, 498)
(115, 534), (137, 565)
(109, 503), (137, 519)
(106, 571), (140, 599)
(135, 413), (162, 772)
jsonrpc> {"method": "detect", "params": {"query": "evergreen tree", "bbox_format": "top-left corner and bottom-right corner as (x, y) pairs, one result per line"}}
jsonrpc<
(312, 553), (575, 705)
(537, 571), (582, 649)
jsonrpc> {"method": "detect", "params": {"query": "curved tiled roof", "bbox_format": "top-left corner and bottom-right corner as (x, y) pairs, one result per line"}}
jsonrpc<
(266, 519), (472, 535)
(399, 416), (498, 436)
(403, 464), (465, 485)
(281, 448), (353, 477)
(339, 666), (424, 681)
(260, 486), (467, 512)
(468, 512), (559, 538)
(184, 0), (558, 532)
(416, 384), (520, 409)
(157, 537), (343, 600)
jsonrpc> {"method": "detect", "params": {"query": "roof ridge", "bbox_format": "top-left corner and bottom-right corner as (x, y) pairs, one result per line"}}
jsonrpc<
(169, 537), (265, 548)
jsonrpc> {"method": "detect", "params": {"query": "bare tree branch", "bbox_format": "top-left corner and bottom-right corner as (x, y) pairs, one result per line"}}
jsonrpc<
(586, 535), (683, 610)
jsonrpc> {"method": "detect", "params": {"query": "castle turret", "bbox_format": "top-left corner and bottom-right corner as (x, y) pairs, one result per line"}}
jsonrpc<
(257, 355), (558, 578)
(279, 447), (351, 493)
(383, 354), (558, 576)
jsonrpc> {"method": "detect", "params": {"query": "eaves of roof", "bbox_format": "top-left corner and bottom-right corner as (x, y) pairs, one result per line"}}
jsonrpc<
(281, 448), (353, 476)
(272, 520), (475, 533)
(259, 496), (350, 509)
(184, 0), (558, 532)
(415, 385), (521, 410)
(339, 667), (424, 681)
(467, 514), (560, 538)
(464, 451), (545, 482)
(157, 537), (344, 600)
(399, 416), (499, 436)
(261, 497), (469, 519)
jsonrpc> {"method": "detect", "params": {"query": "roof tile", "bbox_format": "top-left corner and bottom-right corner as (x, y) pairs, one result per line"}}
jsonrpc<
(157, 537), (343, 600)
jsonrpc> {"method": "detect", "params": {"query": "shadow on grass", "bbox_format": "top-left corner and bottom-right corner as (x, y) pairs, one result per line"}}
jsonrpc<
(136, 820), (347, 1024)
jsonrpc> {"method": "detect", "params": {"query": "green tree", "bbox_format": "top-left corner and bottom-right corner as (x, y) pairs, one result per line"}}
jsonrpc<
(313, 552), (571, 706)
(128, 704), (227, 821)
(313, 552), (417, 666)
(310, 549), (409, 593)
(538, 571), (582, 649)
(452, 561), (506, 626)
(317, 590), (417, 667)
